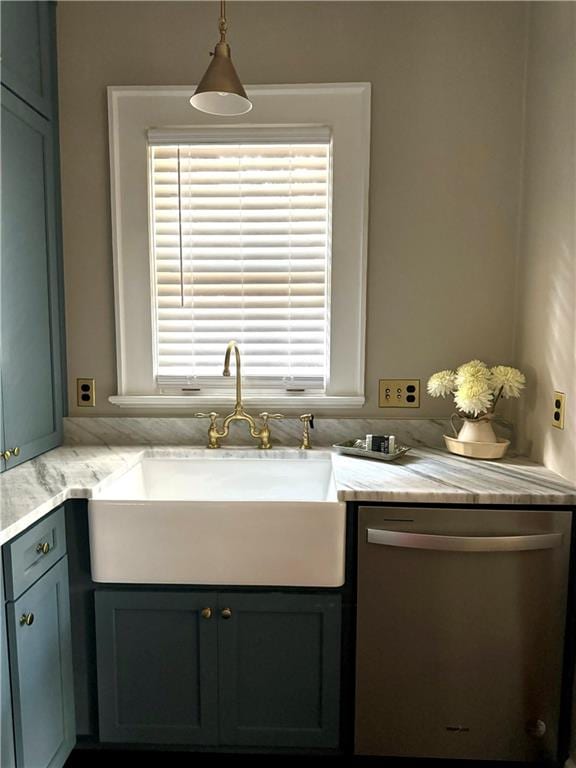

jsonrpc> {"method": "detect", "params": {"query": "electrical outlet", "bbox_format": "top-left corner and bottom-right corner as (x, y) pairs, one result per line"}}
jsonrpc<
(77, 378), (96, 407)
(552, 391), (565, 429)
(378, 379), (420, 408)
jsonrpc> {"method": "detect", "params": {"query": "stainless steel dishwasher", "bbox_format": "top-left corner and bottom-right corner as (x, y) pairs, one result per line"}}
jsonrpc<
(355, 505), (572, 761)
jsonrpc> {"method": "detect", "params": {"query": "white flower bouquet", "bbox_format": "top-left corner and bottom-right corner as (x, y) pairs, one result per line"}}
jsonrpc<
(427, 360), (525, 418)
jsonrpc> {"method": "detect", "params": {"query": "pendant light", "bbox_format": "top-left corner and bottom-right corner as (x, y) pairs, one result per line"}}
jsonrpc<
(190, 0), (252, 116)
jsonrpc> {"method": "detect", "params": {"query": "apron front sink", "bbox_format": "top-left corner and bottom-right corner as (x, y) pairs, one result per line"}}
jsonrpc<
(88, 452), (345, 587)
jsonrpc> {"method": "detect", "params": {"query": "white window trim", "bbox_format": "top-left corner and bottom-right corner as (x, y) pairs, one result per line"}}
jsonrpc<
(108, 84), (370, 409)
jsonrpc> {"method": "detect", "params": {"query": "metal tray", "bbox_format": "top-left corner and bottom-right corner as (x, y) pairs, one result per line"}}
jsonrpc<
(332, 440), (411, 462)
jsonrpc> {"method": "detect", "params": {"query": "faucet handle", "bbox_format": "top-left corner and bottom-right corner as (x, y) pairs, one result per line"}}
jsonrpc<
(194, 411), (221, 430)
(257, 412), (284, 450)
(194, 411), (220, 421)
(258, 412), (285, 424)
(194, 412), (221, 449)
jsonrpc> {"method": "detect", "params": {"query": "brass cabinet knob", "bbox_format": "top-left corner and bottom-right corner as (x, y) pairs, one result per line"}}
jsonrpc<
(36, 542), (51, 555)
(221, 608), (232, 620)
(201, 607), (212, 620)
(19, 613), (34, 627)
(2, 447), (20, 461)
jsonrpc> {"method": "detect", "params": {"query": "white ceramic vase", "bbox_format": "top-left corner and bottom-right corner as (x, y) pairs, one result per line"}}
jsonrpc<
(450, 413), (497, 443)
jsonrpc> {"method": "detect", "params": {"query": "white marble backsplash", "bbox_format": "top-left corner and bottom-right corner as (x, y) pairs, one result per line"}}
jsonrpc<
(64, 416), (514, 450)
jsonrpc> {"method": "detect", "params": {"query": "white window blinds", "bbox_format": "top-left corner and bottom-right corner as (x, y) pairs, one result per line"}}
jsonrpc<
(148, 132), (332, 390)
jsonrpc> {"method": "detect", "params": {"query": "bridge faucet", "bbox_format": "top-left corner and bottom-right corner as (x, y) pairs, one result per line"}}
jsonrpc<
(194, 341), (284, 449)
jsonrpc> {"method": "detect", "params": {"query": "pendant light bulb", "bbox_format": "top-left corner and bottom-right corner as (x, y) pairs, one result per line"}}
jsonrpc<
(190, 1), (252, 116)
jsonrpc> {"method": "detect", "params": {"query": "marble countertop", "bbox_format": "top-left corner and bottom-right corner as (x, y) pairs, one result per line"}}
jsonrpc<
(0, 444), (574, 545)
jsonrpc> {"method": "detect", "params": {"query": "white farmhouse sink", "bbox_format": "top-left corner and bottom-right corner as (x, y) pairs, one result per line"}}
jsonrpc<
(89, 452), (345, 587)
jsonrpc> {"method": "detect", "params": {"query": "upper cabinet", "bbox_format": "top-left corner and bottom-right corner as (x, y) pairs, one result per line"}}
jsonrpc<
(1, 87), (63, 469)
(0, 0), (54, 118)
(0, 1), (65, 472)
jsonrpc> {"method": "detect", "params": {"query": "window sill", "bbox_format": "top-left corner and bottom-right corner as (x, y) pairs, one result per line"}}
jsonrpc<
(108, 394), (365, 409)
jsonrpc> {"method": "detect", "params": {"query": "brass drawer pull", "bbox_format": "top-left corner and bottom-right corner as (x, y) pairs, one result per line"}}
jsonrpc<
(221, 608), (232, 620)
(36, 542), (51, 555)
(19, 613), (34, 627)
(201, 607), (212, 620)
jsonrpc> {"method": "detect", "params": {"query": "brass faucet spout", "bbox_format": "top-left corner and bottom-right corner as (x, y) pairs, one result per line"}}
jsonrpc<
(223, 340), (242, 409)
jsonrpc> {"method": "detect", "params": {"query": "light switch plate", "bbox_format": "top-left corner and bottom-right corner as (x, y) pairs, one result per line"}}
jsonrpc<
(552, 391), (565, 429)
(77, 378), (96, 407)
(379, 379), (420, 408)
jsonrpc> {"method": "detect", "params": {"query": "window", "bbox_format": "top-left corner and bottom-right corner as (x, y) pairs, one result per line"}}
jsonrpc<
(108, 84), (370, 408)
(149, 133), (331, 391)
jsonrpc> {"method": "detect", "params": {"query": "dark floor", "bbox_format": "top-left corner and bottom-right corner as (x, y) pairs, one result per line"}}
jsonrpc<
(64, 753), (374, 766)
(64, 751), (539, 767)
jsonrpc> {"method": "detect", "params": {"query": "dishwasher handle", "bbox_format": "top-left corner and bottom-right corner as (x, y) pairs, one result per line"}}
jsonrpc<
(366, 528), (563, 552)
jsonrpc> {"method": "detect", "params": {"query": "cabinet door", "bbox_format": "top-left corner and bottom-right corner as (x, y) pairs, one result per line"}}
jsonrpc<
(218, 592), (342, 748)
(6, 556), (75, 768)
(95, 591), (219, 745)
(0, 0), (53, 118)
(1, 86), (63, 469)
(1, 555), (16, 768)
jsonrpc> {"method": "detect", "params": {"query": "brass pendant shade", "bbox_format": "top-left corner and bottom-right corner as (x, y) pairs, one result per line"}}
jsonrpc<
(190, 2), (252, 116)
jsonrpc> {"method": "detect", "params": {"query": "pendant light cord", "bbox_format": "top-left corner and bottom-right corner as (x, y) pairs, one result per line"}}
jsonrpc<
(218, 0), (228, 43)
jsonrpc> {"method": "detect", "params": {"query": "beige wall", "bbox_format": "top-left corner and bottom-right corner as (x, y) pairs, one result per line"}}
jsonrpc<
(57, 1), (527, 417)
(514, 2), (576, 483)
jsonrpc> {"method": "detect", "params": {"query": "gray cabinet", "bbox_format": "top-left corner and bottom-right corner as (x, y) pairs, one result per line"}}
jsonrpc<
(218, 592), (341, 748)
(95, 591), (219, 745)
(95, 590), (342, 750)
(0, 1), (64, 473)
(1, 554), (16, 768)
(3, 505), (66, 601)
(0, 0), (54, 118)
(6, 558), (75, 768)
(3, 508), (76, 768)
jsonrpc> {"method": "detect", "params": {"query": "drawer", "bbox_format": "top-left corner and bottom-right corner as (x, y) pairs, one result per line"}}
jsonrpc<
(3, 506), (66, 601)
